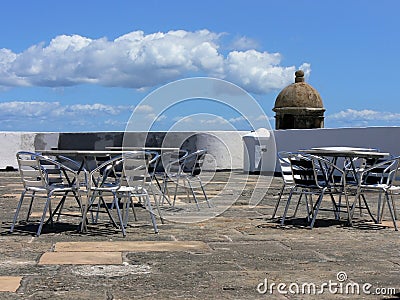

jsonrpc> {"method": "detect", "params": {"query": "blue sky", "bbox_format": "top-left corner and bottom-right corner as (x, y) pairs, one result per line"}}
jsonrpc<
(0, 0), (399, 132)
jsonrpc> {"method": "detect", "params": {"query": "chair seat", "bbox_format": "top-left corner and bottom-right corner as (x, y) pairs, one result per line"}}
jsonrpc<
(359, 183), (390, 190)
(117, 185), (146, 194)
(48, 183), (78, 191)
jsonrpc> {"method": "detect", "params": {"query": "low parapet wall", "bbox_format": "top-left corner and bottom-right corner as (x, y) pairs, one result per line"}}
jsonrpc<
(0, 131), (247, 170)
(274, 127), (400, 156)
(2, 127), (400, 171)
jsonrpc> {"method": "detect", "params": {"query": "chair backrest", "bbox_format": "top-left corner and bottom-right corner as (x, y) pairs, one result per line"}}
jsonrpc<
(277, 151), (294, 185)
(361, 156), (400, 186)
(289, 153), (317, 187)
(289, 153), (345, 188)
(146, 151), (161, 178)
(17, 151), (78, 190)
(122, 151), (153, 187)
(89, 155), (124, 189)
(17, 152), (47, 190)
(182, 149), (207, 176)
(162, 150), (188, 175)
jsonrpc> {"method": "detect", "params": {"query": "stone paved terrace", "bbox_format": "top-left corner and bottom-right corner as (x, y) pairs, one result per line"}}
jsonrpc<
(0, 170), (399, 299)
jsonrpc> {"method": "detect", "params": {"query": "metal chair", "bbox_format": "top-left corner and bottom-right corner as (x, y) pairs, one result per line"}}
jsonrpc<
(339, 156), (389, 221)
(272, 151), (304, 219)
(84, 151), (159, 236)
(281, 153), (350, 229)
(169, 149), (210, 210)
(10, 151), (82, 236)
(152, 150), (188, 206)
(351, 156), (399, 230)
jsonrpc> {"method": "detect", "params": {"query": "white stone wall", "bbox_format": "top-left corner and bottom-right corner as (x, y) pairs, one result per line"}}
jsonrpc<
(0, 131), (247, 170)
(1, 127), (400, 171)
(274, 127), (400, 156)
(0, 132), (59, 169)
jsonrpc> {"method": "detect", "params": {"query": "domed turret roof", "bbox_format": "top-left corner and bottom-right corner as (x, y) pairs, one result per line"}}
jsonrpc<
(274, 70), (324, 109)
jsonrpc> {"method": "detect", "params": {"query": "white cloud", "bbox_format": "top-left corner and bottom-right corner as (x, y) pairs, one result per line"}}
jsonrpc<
(326, 108), (400, 127)
(0, 101), (59, 117)
(230, 36), (260, 51)
(228, 116), (246, 123)
(328, 109), (400, 121)
(172, 116), (194, 123)
(63, 103), (125, 115)
(255, 115), (270, 121)
(200, 116), (227, 125)
(0, 29), (309, 94)
(224, 51), (311, 94)
(135, 104), (154, 113)
(0, 101), (131, 130)
(155, 114), (167, 122)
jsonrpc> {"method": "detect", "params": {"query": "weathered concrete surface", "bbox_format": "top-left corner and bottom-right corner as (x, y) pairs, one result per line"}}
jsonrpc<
(0, 171), (399, 299)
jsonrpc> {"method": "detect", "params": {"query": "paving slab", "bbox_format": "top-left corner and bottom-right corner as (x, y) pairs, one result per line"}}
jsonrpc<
(0, 194), (18, 198)
(38, 251), (123, 265)
(0, 276), (22, 292)
(54, 241), (211, 252)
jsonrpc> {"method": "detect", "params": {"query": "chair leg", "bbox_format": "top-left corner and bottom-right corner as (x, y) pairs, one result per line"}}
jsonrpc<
(292, 193), (303, 218)
(92, 192), (101, 224)
(172, 177), (180, 207)
(10, 191), (26, 233)
(349, 189), (361, 223)
(187, 180), (200, 210)
(310, 189), (327, 229)
(121, 195), (129, 228)
(113, 193), (126, 237)
(184, 180), (191, 203)
(304, 194), (312, 223)
(328, 193), (339, 220)
(343, 190), (351, 225)
(48, 198), (54, 228)
(385, 192), (398, 231)
(88, 191), (99, 224)
(144, 194), (158, 233)
(337, 192), (342, 219)
(380, 196), (387, 223)
(154, 176), (170, 206)
(160, 175), (172, 206)
(26, 191), (35, 222)
(390, 192), (398, 220)
(129, 195), (138, 222)
(80, 194), (89, 233)
(55, 191), (69, 222)
(88, 191), (118, 228)
(36, 195), (52, 236)
(272, 184), (285, 219)
(360, 193), (377, 223)
(198, 177), (211, 208)
(307, 193), (315, 221)
(280, 187), (296, 225)
(148, 183), (164, 224)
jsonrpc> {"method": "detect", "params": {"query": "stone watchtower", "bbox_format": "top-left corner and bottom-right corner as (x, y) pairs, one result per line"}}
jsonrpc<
(273, 70), (325, 129)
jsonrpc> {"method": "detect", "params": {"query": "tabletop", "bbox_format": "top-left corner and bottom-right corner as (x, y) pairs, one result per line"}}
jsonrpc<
(105, 147), (180, 151)
(37, 150), (124, 156)
(299, 147), (390, 158)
